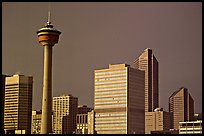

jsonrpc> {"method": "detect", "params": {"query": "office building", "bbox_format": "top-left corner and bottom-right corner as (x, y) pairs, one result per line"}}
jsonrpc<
(134, 48), (159, 112)
(94, 64), (145, 134)
(145, 108), (173, 134)
(76, 105), (92, 134)
(31, 110), (42, 134)
(179, 120), (202, 134)
(88, 110), (95, 134)
(4, 74), (33, 134)
(53, 94), (78, 134)
(169, 87), (194, 130)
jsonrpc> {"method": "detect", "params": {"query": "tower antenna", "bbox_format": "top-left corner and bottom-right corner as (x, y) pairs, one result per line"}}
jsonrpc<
(48, 3), (51, 24)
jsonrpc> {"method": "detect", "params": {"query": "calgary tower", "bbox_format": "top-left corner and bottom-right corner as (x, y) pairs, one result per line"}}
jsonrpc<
(37, 11), (61, 134)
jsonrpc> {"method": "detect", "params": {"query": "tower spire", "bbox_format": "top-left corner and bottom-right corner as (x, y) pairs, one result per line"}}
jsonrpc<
(45, 3), (53, 28)
(47, 3), (51, 24)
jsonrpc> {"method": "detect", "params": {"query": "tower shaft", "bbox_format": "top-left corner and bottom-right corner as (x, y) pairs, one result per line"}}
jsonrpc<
(41, 45), (53, 134)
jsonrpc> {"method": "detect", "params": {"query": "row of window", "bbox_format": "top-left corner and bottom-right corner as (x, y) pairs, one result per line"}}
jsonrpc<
(95, 70), (127, 75)
(95, 74), (127, 78)
(95, 100), (127, 105)
(95, 83), (127, 88)
(95, 87), (127, 91)
(95, 77), (127, 81)
(95, 90), (127, 95)
(95, 80), (127, 85)
(95, 97), (126, 102)
(95, 94), (127, 99)
(95, 104), (127, 108)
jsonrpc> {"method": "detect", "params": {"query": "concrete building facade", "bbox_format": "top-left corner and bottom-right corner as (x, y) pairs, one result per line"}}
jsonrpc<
(169, 87), (194, 130)
(53, 94), (78, 134)
(75, 105), (92, 134)
(31, 110), (42, 134)
(88, 110), (95, 134)
(134, 48), (159, 112)
(145, 108), (173, 134)
(4, 74), (33, 134)
(179, 120), (202, 134)
(94, 64), (145, 134)
(37, 12), (61, 134)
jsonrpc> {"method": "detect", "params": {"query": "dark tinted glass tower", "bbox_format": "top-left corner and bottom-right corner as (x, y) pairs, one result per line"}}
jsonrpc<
(134, 48), (159, 112)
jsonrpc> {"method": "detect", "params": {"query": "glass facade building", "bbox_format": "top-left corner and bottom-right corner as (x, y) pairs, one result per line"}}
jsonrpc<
(134, 48), (159, 112)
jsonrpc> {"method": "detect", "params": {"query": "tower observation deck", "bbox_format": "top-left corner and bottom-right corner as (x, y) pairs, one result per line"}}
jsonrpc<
(37, 15), (61, 134)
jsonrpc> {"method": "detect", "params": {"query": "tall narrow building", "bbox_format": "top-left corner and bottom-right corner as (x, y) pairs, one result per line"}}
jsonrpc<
(134, 48), (159, 112)
(53, 94), (78, 134)
(94, 64), (145, 134)
(4, 74), (33, 134)
(169, 87), (194, 130)
(37, 11), (61, 134)
(31, 110), (42, 134)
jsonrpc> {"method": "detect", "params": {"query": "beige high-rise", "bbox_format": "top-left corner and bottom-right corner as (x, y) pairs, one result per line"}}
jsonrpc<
(88, 110), (95, 134)
(145, 108), (173, 134)
(169, 87), (194, 130)
(134, 48), (159, 112)
(94, 64), (145, 134)
(4, 74), (33, 134)
(53, 94), (78, 134)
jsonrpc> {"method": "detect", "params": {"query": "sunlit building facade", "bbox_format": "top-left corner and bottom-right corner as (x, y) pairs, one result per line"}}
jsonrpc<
(75, 105), (92, 134)
(134, 48), (159, 112)
(31, 110), (42, 134)
(94, 64), (145, 134)
(145, 108), (173, 134)
(179, 120), (202, 134)
(53, 94), (78, 134)
(88, 110), (95, 134)
(169, 87), (194, 130)
(4, 74), (33, 134)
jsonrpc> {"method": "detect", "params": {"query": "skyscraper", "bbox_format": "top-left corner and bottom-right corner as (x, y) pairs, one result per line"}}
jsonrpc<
(169, 87), (194, 130)
(36, 12), (61, 134)
(4, 74), (33, 134)
(94, 64), (145, 134)
(134, 48), (159, 112)
(53, 94), (78, 134)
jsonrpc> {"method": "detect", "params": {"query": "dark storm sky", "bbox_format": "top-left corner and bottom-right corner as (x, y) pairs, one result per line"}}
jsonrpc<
(2, 2), (202, 113)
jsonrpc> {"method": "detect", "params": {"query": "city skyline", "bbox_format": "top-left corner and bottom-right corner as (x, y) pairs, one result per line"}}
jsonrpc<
(2, 2), (202, 113)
